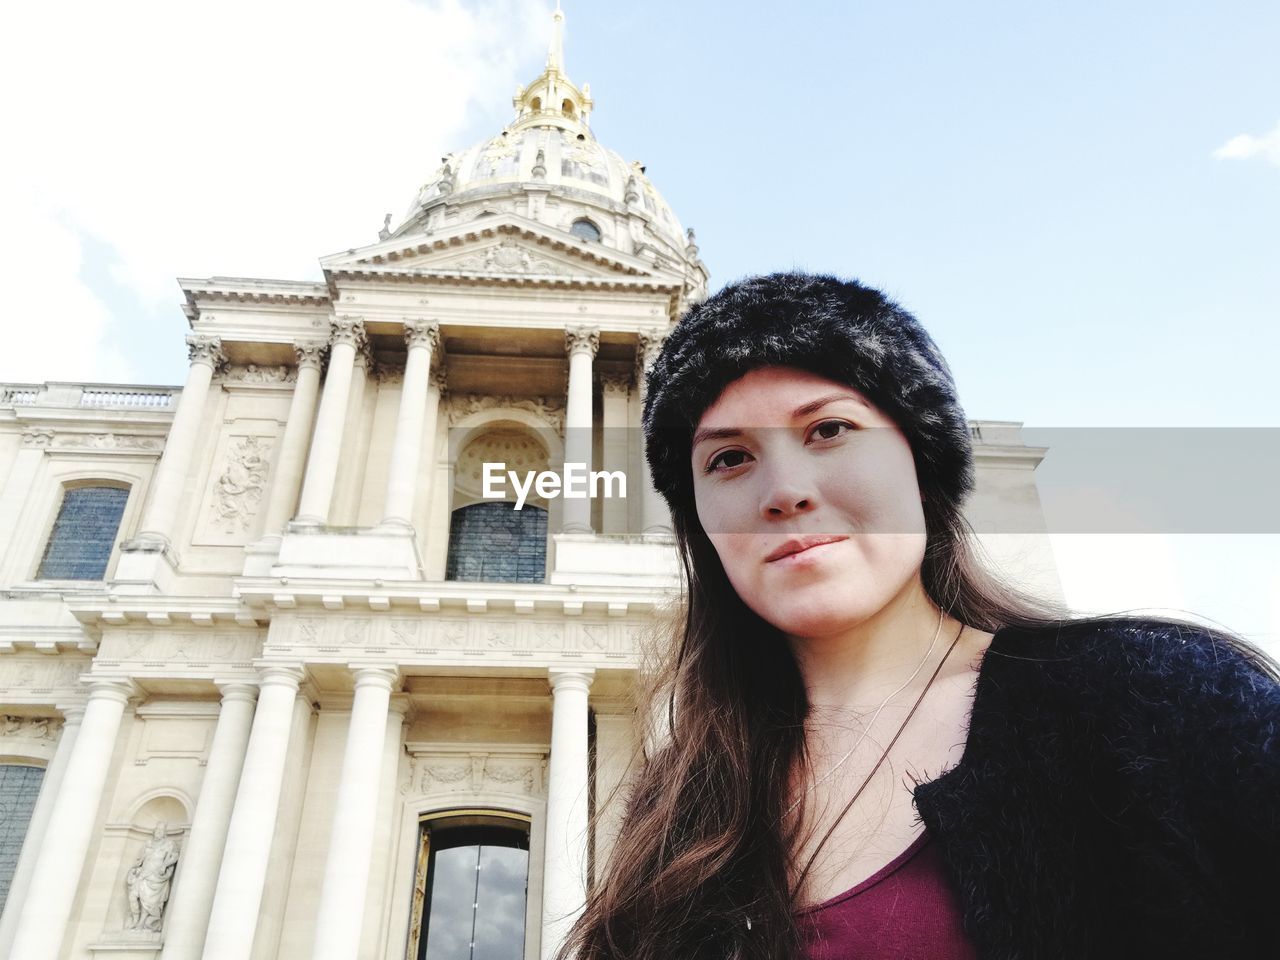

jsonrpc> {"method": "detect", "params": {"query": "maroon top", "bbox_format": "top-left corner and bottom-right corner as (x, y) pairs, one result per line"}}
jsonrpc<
(795, 829), (977, 959)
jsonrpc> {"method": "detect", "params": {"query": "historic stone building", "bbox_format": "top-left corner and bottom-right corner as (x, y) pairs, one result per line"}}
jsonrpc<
(0, 10), (1061, 960)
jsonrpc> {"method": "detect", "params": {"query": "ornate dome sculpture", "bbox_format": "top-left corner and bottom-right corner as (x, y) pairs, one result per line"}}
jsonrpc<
(392, 4), (704, 289)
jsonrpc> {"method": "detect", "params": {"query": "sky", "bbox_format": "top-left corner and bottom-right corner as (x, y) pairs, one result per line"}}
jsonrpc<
(2, 1), (1277, 654)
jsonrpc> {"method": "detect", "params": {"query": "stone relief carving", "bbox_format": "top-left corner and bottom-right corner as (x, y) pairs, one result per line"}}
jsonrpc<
(1, 715), (61, 739)
(389, 620), (421, 648)
(449, 240), (569, 276)
(54, 433), (161, 451)
(21, 428), (55, 448)
(210, 436), (271, 534)
(0, 659), (87, 692)
(124, 823), (179, 933)
(220, 363), (297, 384)
(446, 393), (566, 434)
(99, 633), (256, 667)
(408, 753), (544, 797)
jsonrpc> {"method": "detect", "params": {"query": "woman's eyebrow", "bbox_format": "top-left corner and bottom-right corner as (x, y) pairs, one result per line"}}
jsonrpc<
(690, 395), (865, 450)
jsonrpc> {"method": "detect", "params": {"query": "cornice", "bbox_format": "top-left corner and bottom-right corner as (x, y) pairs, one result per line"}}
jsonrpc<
(325, 218), (670, 278)
(233, 576), (675, 620)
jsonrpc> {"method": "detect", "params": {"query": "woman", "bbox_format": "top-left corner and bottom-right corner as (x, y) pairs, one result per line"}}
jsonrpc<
(559, 272), (1279, 959)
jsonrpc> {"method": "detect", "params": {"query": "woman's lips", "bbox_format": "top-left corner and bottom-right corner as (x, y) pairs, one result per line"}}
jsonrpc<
(765, 536), (848, 563)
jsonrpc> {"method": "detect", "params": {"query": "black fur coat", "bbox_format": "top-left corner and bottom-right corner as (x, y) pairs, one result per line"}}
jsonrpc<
(911, 617), (1280, 959)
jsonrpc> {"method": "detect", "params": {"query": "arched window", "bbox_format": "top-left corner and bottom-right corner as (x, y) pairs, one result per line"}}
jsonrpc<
(408, 813), (530, 960)
(445, 502), (547, 584)
(569, 218), (601, 243)
(0, 764), (45, 912)
(37, 484), (129, 580)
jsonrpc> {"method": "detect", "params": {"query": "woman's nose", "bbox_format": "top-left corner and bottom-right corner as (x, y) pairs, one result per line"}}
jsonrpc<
(758, 461), (817, 519)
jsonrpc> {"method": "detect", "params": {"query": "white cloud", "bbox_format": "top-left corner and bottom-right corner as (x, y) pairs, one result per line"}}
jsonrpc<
(1212, 120), (1280, 166)
(0, 0), (549, 382)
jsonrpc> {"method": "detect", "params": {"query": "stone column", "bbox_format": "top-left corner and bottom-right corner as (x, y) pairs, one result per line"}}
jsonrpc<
(417, 367), (447, 528)
(636, 328), (672, 535)
(562, 326), (599, 534)
(381, 322), (439, 528)
(540, 668), (594, 960)
(295, 318), (365, 525)
(201, 665), (305, 960)
(134, 335), (226, 546)
(600, 373), (630, 535)
(158, 682), (259, 960)
(0, 703), (84, 957)
(260, 343), (326, 538)
(9, 678), (134, 960)
(310, 665), (400, 960)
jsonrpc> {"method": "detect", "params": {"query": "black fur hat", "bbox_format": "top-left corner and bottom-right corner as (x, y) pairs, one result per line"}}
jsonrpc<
(641, 271), (974, 515)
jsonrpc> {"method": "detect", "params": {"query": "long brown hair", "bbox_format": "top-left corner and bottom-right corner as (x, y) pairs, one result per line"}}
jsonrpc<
(558, 460), (1277, 959)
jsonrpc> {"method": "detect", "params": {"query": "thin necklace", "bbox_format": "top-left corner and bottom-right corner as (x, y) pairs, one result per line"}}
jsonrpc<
(782, 607), (945, 821)
(787, 620), (966, 904)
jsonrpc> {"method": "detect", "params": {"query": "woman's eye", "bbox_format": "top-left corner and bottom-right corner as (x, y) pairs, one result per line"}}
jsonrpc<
(808, 419), (855, 442)
(705, 449), (751, 473)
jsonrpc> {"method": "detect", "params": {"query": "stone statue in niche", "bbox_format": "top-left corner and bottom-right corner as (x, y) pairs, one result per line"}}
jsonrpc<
(124, 822), (180, 932)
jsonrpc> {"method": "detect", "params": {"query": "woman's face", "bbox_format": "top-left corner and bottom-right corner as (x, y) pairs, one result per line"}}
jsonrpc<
(690, 366), (928, 640)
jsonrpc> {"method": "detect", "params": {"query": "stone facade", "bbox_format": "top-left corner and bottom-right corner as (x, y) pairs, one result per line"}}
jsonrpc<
(0, 11), (1061, 960)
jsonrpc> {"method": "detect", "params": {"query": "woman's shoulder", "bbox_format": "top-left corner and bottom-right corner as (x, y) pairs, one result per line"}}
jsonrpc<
(990, 613), (1280, 726)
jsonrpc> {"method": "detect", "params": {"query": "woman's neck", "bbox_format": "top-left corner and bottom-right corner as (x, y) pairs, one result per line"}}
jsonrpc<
(786, 578), (964, 712)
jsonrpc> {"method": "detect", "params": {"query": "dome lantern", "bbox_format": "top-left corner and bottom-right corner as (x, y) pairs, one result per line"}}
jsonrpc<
(511, 2), (593, 136)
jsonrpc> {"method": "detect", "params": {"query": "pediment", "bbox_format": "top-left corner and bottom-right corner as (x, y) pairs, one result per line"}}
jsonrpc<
(321, 215), (672, 284)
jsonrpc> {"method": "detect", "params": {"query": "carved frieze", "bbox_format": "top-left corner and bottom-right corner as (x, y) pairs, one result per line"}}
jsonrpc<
(0, 658), (88, 695)
(447, 393), (566, 433)
(0, 715), (62, 739)
(404, 751), (546, 799)
(219, 363), (297, 384)
(97, 632), (259, 668)
(273, 614), (638, 659)
(21, 427), (55, 448)
(53, 433), (162, 452)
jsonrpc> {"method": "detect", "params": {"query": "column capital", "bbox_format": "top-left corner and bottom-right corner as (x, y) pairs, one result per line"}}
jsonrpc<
(54, 702), (88, 724)
(636, 327), (667, 371)
(388, 694), (412, 721)
(548, 668), (595, 695)
(429, 365), (448, 394)
(214, 680), (261, 705)
(256, 663), (305, 690)
(600, 372), (631, 397)
(403, 320), (440, 352)
(329, 316), (368, 350)
(186, 335), (227, 371)
(293, 341), (327, 371)
(349, 664), (401, 692)
(565, 325), (600, 359)
(82, 676), (138, 704)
